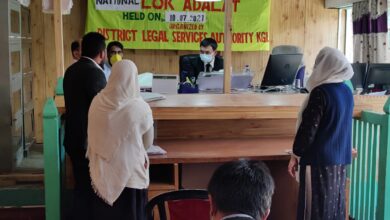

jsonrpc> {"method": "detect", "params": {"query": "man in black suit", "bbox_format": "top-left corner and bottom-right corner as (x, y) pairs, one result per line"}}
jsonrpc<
(63, 32), (107, 220)
(180, 38), (224, 83)
(208, 160), (275, 220)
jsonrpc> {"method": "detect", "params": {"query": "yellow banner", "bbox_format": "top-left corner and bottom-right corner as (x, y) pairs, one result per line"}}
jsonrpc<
(86, 0), (270, 51)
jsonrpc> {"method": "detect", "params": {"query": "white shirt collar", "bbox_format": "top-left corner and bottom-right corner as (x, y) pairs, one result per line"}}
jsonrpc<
(221, 214), (255, 220)
(82, 56), (104, 72)
(103, 62), (111, 81)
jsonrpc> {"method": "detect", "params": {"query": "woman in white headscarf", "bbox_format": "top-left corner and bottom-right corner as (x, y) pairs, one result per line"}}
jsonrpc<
(288, 47), (354, 220)
(87, 60), (153, 220)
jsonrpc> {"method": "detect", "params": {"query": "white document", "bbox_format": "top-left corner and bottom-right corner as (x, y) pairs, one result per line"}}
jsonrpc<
(366, 91), (387, 96)
(140, 92), (165, 102)
(147, 145), (167, 155)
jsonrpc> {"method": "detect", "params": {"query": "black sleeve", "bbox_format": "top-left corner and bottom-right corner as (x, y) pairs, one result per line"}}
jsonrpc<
(293, 88), (326, 157)
(85, 68), (107, 104)
(180, 57), (196, 82)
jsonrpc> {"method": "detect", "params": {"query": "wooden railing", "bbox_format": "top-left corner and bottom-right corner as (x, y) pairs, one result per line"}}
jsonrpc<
(349, 97), (390, 220)
(43, 98), (64, 220)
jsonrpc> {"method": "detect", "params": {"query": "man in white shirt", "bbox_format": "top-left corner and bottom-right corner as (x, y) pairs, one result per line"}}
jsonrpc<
(208, 160), (275, 220)
(102, 41), (124, 80)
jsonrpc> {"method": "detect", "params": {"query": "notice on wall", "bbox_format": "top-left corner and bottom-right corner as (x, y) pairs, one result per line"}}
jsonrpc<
(86, 0), (270, 51)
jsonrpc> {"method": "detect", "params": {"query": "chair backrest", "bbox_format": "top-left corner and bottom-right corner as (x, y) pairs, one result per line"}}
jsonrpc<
(350, 63), (368, 90)
(272, 45), (303, 55)
(363, 64), (390, 93)
(146, 189), (209, 220)
(179, 54), (199, 82)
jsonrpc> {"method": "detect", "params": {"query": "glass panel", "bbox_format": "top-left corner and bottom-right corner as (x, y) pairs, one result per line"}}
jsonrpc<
(22, 43), (31, 71)
(21, 7), (30, 37)
(23, 76), (33, 104)
(11, 51), (21, 74)
(10, 10), (20, 34)
(12, 90), (22, 118)
(24, 110), (34, 143)
(12, 124), (23, 148)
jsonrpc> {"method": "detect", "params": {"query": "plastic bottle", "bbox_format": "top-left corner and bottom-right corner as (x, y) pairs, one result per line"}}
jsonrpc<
(243, 64), (251, 75)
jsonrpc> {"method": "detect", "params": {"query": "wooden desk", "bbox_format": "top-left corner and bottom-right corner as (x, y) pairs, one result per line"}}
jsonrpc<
(54, 93), (376, 119)
(149, 94), (306, 119)
(54, 93), (383, 220)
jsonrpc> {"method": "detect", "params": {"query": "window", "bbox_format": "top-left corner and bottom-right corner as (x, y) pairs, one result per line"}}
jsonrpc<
(343, 2), (390, 62)
(345, 7), (353, 62)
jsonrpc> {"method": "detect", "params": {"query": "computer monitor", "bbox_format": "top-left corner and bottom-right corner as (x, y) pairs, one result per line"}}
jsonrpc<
(260, 54), (303, 87)
(350, 63), (368, 89)
(363, 63), (390, 94)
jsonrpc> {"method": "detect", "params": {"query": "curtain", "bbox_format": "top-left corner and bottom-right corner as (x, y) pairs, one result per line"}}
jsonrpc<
(353, 0), (389, 63)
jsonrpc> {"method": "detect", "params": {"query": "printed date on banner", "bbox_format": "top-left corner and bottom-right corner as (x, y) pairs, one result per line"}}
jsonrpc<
(165, 11), (206, 23)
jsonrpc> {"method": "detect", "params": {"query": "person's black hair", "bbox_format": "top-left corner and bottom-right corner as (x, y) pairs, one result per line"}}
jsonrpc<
(200, 38), (218, 51)
(107, 41), (124, 53)
(71, 40), (80, 52)
(207, 159), (275, 219)
(81, 32), (106, 58)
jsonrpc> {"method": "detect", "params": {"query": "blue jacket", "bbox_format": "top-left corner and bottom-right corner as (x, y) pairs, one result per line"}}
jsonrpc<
(293, 83), (354, 166)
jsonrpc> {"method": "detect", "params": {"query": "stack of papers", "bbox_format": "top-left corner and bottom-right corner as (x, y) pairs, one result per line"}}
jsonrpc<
(366, 91), (387, 96)
(147, 145), (167, 155)
(141, 92), (166, 102)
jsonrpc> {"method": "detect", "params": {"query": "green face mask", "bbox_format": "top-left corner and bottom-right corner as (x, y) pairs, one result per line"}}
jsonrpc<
(110, 54), (122, 66)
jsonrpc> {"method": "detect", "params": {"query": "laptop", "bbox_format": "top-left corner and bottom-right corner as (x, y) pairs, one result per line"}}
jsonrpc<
(197, 71), (253, 91)
(152, 74), (178, 94)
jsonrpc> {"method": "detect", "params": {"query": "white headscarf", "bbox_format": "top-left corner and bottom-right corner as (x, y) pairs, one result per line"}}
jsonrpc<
(296, 47), (354, 129)
(87, 60), (153, 205)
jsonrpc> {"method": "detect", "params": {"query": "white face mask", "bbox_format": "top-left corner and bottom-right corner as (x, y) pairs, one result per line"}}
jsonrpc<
(200, 54), (213, 64)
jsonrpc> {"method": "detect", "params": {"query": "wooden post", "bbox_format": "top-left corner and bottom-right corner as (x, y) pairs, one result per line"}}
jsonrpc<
(53, 0), (64, 77)
(223, 0), (232, 94)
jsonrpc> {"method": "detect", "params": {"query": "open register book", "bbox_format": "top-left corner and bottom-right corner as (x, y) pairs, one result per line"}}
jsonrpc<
(147, 145), (167, 155)
(141, 92), (166, 102)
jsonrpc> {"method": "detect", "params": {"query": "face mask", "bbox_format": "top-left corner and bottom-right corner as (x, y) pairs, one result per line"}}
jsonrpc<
(200, 54), (213, 64)
(110, 54), (122, 66)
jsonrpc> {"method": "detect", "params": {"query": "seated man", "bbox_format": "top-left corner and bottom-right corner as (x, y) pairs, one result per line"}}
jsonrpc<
(103, 41), (124, 80)
(208, 159), (275, 220)
(180, 38), (223, 83)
